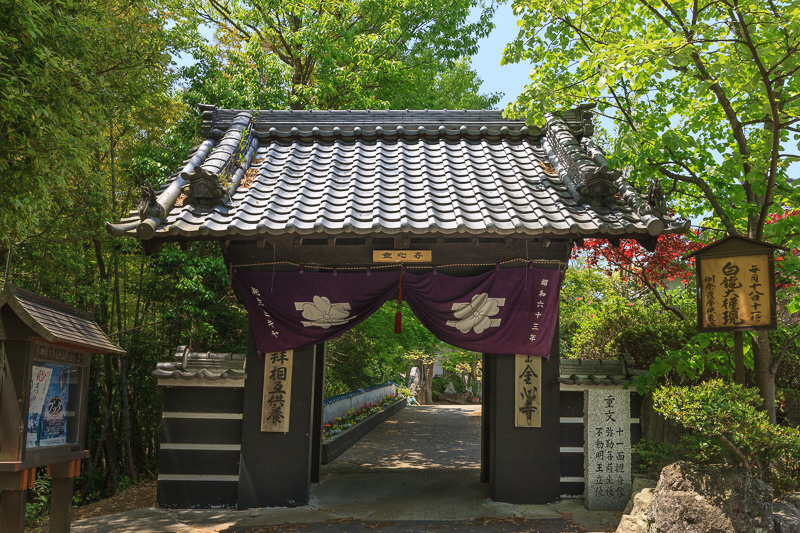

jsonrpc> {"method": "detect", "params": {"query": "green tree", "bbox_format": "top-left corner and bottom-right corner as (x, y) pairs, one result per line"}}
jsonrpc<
(171, 0), (496, 109)
(504, 0), (800, 421)
(326, 301), (441, 397)
(0, 0), (177, 254)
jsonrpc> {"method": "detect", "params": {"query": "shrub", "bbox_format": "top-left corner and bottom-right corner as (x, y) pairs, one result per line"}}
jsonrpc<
(432, 373), (467, 397)
(565, 293), (695, 369)
(653, 380), (800, 494)
(633, 436), (723, 479)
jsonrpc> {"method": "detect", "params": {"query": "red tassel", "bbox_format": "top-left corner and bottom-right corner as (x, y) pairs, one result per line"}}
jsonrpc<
(395, 310), (402, 334)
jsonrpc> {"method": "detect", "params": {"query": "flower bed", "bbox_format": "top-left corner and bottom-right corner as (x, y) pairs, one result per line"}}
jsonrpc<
(321, 394), (406, 464)
(323, 393), (402, 440)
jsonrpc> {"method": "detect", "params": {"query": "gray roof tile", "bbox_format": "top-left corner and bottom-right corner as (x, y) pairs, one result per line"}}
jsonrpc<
(108, 106), (688, 241)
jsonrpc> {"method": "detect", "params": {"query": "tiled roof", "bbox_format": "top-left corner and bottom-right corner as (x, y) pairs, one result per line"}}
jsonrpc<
(152, 346), (246, 381)
(0, 283), (125, 354)
(558, 356), (642, 386)
(151, 346), (635, 387)
(107, 105), (687, 242)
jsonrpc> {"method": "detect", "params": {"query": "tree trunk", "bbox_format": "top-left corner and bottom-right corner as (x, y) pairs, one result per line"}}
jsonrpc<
(102, 356), (120, 493)
(753, 330), (776, 424)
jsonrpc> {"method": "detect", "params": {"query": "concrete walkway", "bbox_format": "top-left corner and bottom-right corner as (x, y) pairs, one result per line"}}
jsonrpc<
(70, 404), (622, 533)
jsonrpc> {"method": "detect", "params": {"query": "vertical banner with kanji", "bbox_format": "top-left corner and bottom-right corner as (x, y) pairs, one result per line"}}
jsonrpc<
(514, 354), (542, 428)
(261, 350), (293, 432)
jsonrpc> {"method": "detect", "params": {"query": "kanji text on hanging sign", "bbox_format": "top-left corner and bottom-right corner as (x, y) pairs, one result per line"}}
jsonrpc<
(372, 250), (432, 263)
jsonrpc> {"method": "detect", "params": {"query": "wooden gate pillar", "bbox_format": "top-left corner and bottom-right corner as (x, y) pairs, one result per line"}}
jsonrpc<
(485, 335), (561, 503)
(237, 331), (318, 509)
(310, 343), (326, 484)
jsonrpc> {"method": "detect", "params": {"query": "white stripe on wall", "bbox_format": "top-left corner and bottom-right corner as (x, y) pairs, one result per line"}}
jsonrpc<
(559, 447), (584, 453)
(158, 474), (239, 482)
(160, 443), (241, 451)
(162, 412), (242, 420)
(559, 476), (585, 483)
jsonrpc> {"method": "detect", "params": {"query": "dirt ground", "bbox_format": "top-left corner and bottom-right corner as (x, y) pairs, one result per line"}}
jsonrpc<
(24, 479), (157, 533)
(220, 517), (587, 533)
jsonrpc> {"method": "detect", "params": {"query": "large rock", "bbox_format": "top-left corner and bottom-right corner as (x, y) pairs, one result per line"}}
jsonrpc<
(774, 501), (800, 533)
(617, 488), (656, 533)
(647, 461), (774, 533)
(783, 494), (800, 511)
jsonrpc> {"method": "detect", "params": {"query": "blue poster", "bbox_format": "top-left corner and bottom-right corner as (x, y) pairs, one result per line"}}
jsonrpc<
(36, 364), (70, 447)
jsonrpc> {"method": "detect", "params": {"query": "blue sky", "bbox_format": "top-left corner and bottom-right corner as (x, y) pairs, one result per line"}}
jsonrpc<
(470, 3), (532, 111)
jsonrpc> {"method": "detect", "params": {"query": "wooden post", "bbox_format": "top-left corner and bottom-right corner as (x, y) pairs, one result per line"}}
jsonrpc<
(734, 331), (745, 385)
(0, 468), (36, 533)
(48, 460), (80, 533)
(0, 488), (26, 533)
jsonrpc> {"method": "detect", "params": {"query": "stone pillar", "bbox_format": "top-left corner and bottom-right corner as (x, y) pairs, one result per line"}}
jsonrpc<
(486, 344), (560, 503)
(237, 331), (317, 508)
(584, 389), (631, 510)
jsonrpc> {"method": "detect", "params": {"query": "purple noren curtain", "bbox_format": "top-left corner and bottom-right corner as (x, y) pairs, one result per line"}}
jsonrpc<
(237, 265), (562, 358)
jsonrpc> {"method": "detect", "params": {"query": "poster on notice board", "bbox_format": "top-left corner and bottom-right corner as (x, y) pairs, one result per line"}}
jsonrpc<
(27, 364), (70, 448)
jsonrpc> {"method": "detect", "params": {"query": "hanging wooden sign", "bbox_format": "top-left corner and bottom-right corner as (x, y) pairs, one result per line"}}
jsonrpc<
(261, 350), (293, 432)
(515, 354), (542, 428)
(697, 254), (774, 329)
(687, 236), (781, 332)
(373, 250), (432, 263)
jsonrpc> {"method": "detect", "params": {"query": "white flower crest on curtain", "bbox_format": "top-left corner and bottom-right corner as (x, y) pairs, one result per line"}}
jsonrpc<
(294, 296), (353, 328)
(445, 293), (506, 334)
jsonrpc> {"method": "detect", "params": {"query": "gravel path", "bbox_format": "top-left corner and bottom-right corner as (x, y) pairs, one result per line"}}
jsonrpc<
(325, 404), (482, 472)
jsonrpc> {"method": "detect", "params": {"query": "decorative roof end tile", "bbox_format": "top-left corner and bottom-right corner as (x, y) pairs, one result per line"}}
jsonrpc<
(137, 181), (166, 221)
(180, 166), (232, 210)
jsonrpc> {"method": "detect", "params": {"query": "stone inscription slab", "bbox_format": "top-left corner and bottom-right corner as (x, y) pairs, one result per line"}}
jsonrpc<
(585, 389), (631, 510)
(515, 354), (542, 427)
(261, 350), (293, 432)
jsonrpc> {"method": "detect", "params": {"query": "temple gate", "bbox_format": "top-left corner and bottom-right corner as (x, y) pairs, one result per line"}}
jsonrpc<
(108, 106), (685, 508)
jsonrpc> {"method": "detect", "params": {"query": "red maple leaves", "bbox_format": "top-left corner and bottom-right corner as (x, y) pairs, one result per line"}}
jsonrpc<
(577, 232), (703, 288)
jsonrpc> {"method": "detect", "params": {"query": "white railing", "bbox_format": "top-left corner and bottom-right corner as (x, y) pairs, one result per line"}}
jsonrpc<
(323, 382), (398, 422)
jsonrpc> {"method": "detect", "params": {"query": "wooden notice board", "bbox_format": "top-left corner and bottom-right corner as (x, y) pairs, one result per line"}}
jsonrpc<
(261, 350), (293, 432)
(515, 354), (542, 428)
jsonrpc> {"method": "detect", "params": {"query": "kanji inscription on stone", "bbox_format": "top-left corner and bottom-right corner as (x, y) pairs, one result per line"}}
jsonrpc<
(585, 389), (631, 510)
(515, 354), (542, 428)
(261, 350), (293, 432)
